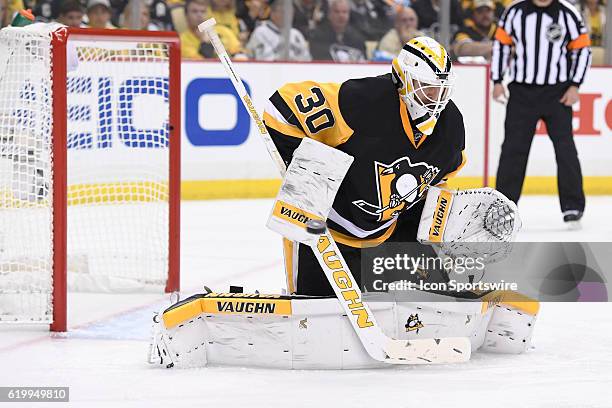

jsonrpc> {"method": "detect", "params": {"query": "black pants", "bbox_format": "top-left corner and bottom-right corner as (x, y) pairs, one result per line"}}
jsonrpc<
(496, 82), (585, 212)
(294, 201), (444, 296)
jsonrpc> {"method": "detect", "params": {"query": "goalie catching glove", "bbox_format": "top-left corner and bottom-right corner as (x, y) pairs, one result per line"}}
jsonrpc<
(417, 186), (521, 263)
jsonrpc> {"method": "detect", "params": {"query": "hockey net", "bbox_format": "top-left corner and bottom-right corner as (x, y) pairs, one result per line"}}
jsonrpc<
(0, 24), (180, 331)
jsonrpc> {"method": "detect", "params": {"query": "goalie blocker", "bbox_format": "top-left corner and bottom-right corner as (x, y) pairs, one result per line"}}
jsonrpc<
(149, 289), (539, 369)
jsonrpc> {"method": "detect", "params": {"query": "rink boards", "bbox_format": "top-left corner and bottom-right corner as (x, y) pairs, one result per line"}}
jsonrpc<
(177, 61), (612, 197)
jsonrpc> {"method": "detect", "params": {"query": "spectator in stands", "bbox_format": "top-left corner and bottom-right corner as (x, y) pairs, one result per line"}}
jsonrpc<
(122, 1), (160, 29)
(209, 0), (240, 38)
(106, 0), (126, 26)
(246, 0), (311, 61)
(1, 0), (8, 27)
(377, 6), (423, 57)
(452, 0), (496, 60)
(57, 0), (84, 26)
(578, 0), (605, 47)
(165, 0), (188, 32)
(4, 0), (23, 26)
(115, 0), (171, 29)
(86, 0), (116, 28)
(236, 0), (270, 35)
(148, 0), (175, 30)
(180, 0), (244, 58)
(309, 0), (366, 61)
(292, 0), (324, 38)
(411, 0), (463, 37)
(33, 0), (55, 22)
(349, 0), (393, 41)
(460, 0), (505, 20)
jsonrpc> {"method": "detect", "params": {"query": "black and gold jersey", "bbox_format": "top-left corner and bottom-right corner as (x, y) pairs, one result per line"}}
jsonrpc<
(263, 73), (466, 248)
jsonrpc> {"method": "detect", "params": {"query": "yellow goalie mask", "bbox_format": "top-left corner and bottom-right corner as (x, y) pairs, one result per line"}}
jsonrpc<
(391, 37), (456, 136)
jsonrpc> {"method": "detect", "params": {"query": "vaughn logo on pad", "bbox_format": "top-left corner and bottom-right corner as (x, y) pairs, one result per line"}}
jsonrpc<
(429, 190), (452, 242)
(216, 301), (276, 314)
(204, 297), (292, 315)
(272, 200), (321, 228)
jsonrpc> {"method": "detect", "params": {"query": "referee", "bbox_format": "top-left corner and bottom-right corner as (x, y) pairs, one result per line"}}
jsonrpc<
(491, 0), (591, 227)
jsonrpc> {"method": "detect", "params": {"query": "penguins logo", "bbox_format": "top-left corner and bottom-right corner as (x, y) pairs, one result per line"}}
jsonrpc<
(353, 157), (440, 221)
(405, 314), (424, 334)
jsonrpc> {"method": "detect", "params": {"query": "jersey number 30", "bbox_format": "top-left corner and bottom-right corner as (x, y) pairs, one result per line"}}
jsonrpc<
(294, 87), (336, 134)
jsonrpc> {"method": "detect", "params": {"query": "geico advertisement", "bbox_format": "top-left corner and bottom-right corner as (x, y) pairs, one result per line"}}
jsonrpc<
(488, 66), (612, 178)
(180, 61), (487, 181)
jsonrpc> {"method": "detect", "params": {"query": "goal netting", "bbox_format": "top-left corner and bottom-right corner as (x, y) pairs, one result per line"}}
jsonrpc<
(0, 24), (180, 331)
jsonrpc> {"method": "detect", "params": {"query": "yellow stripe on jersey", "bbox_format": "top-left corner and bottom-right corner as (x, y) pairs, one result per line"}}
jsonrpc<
(329, 222), (398, 248)
(444, 151), (467, 179)
(415, 116), (436, 145)
(277, 82), (354, 148)
(263, 111), (306, 138)
(399, 99), (419, 148)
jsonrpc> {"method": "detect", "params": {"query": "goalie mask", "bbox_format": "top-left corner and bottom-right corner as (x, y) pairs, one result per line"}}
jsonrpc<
(391, 37), (455, 136)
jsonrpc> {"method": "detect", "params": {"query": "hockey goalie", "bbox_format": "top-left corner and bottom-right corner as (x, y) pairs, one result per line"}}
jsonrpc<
(149, 35), (539, 369)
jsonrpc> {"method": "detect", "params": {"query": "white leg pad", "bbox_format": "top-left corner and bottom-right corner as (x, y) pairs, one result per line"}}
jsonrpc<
(481, 303), (538, 354)
(149, 291), (518, 369)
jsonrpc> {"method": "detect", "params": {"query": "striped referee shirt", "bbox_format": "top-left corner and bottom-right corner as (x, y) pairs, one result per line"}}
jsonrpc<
(491, 0), (592, 86)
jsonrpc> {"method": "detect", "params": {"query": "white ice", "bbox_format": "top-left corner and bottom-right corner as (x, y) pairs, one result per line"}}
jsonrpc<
(1, 196), (612, 408)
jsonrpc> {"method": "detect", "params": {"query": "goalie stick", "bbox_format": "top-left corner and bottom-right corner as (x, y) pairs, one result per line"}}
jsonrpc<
(197, 18), (471, 365)
(308, 224), (470, 364)
(197, 19), (287, 177)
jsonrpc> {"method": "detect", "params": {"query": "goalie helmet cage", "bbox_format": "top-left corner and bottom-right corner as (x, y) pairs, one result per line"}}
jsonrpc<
(0, 24), (181, 332)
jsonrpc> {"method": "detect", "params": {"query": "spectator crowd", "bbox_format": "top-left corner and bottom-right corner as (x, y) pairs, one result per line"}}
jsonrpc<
(0, 0), (607, 63)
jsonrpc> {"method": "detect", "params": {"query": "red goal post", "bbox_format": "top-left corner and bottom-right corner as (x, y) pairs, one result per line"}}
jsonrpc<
(0, 24), (181, 332)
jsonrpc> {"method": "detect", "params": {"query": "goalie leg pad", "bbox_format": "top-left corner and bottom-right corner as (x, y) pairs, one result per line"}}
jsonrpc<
(480, 293), (539, 354)
(148, 291), (512, 369)
(154, 293), (391, 369)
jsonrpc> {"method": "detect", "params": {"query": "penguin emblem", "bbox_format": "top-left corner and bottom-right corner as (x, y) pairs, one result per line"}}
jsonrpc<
(353, 157), (440, 221)
(384, 159), (421, 209)
(405, 314), (424, 333)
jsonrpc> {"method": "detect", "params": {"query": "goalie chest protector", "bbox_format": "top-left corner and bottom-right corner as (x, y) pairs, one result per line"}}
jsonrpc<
(264, 74), (466, 247)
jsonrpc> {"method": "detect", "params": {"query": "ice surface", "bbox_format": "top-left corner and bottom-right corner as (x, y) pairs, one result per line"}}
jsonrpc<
(1, 197), (611, 407)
